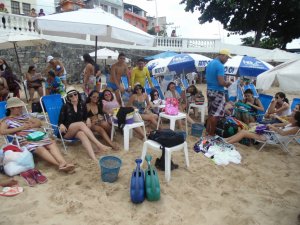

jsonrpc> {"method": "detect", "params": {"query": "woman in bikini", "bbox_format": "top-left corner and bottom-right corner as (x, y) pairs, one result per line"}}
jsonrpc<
(58, 87), (111, 161)
(127, 84), (158, 129)
(0, 97), (74, 173)
(82, 53), (96, 95)
(25, 65), (44, 101)
(86, 90), (119, 150)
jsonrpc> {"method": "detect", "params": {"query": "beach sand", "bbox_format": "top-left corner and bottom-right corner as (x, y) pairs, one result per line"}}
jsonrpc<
(0, 84), (300, 225)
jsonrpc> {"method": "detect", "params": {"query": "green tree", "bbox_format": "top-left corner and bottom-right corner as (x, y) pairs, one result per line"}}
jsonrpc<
(180, 0), (300, 49)
(241, 36), (282, 49)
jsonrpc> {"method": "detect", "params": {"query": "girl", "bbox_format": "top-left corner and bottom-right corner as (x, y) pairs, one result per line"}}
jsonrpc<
(265, 92), (291, 118)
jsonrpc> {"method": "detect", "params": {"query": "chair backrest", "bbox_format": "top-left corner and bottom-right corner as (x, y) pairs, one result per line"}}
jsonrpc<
(121, 76), (129, 89)
(181, 78), (189, 89)
(151, 77), (160, 87)
(145, 78), (150, 89)
(243, 84), (259, 98)
(156, 86), (165, 100)
(145, 88), (152, 95)
(40, 94), (64, 134)
(258, 93), (273, 115)
(291, 98), (300, 110)
(0, 101), (7, 120)
(175, 86), (182, 95)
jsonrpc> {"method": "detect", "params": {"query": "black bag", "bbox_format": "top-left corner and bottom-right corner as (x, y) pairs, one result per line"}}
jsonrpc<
(148, 129), (184, 171)
(31, 102), (43, 113)
(215, 118), (238, 138)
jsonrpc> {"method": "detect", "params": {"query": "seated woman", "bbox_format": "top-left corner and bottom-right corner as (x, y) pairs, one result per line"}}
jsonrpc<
(58, 87), (111, 161)
(150, 89), (164, 115)
(235, 89), (264, 124)
(25, 65), (44, 101)
(86, 90), (119, 150)
(127, 84), (158, 129)
(225, 111), (300, 145)
(265, 92), (291, 119)
(45, 70), (65, 95)
(0, 97), (74, 173)
(0, 76), (9, 101)
(101, 89), (145, 140)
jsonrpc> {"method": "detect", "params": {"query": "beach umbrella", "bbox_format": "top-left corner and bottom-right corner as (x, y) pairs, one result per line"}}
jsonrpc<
(256, 58), (300, 92)
(144, 51), (178, 61)
(224, 55), (273, 77)
(37, 8), (154, 62)
(148, 53), (211, 76)
(256, 48), (300, 63)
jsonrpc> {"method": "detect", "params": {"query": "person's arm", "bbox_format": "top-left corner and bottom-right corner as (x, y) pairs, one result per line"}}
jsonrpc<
(83, 64), (93, 87)
(247, 99), (264, 112)
(217, 76), (231, 88)
(266, 99), (277, 115)
(28, 117), (42, 128)
(268, 124), (299, 136)
(146, 68), (153, 87)
(0, 119), (32, 135)
(127, 94), (135, 107)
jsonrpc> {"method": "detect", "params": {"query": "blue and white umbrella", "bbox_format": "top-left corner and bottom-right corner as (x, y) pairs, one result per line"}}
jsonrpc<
(224, 55), (273, 77)
(147, 53), (211, 76)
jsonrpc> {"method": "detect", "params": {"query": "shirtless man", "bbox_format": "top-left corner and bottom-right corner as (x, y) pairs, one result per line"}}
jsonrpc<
(108, 53), (128, 105)
(45, 55), (67, 87)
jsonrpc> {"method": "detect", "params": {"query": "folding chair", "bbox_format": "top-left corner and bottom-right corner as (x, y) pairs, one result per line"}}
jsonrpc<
(243, 84), (259, 98)
(256, 93), (273, 122)
(121, 76), (129, 89)
(291, 98), (300, 110)
(257, 129), (300, 154)
(40, 94), (73, 153)
(181, 77), (189, 89)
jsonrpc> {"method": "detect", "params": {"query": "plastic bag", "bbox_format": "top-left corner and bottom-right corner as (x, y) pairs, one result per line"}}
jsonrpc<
(164, 98), (179, 115)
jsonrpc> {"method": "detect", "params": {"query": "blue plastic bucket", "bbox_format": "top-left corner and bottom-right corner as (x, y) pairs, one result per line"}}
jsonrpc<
(99, 156), (122, 183)
(191, 123), (204, 137)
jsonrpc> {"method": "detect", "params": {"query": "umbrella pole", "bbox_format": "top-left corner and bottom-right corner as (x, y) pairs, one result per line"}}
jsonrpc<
(13, 42), (29, 102)
(95, 36), (98, 64)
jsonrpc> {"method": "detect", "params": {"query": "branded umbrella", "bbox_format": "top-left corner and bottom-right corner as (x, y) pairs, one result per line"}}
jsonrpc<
(147, 53), (211, 76)
(224, 55), (273, 77)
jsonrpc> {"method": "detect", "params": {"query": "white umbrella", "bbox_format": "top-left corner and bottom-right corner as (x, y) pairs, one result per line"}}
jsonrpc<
(257, 48), (300, 63)
(256, 58), (300, 92)
(89, 48), (119, 59)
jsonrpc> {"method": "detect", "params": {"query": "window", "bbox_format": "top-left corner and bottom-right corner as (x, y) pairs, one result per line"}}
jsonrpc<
(11, 1), (20, 14)
(100, 4), (108, 12)
(22, 3), (30, 15)
(111, 7), (118, 16)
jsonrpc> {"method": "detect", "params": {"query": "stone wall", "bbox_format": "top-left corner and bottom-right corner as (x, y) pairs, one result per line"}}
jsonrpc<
(0, 41), (214, 83)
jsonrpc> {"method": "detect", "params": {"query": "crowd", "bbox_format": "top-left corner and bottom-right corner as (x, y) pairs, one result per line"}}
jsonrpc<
(0, 48), (299, 181)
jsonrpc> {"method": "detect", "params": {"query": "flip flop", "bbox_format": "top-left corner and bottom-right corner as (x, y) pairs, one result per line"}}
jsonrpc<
(20, 170), (36, 187)
(59, 164), (75, 173)
(0, 186), (23, 197)
(30, 169), (48, 184)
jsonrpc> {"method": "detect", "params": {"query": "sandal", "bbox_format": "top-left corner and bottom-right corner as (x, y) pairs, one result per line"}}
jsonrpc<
(0, 186), (23, 197)
(30, 169), (48, 184)
(20, 170), (36, 187)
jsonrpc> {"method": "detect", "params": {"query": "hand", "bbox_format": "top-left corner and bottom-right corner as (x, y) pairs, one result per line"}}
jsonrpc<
(226, 81), (232, 88)
(59, 124), (67, 133)
(22, 122), (32, 130)
(119, 85), (125, 93)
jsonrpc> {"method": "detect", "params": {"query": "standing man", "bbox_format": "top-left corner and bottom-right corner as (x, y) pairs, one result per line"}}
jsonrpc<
(46, 56), (67, 87)
(131, 58), (153, 88)
(108, 53), (128, 105)
(205, 49), (232, 136)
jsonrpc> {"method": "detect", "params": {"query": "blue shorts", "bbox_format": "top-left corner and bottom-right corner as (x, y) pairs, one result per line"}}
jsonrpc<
(107, 82), (118, 91)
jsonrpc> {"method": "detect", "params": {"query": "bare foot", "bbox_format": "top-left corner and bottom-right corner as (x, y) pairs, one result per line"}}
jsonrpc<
(59, 163), (75, 173)
(0, 179), (18, 187)
(111, 143), (120, 151)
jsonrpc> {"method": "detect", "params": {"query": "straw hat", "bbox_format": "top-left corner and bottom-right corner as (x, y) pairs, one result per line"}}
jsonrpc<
(219, 49), (232, 58)
(6, 97), (26, 109)
(66, 86), (77, 95)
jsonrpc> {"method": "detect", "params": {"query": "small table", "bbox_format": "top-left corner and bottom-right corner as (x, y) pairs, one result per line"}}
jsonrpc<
(157, 112), (188, 135)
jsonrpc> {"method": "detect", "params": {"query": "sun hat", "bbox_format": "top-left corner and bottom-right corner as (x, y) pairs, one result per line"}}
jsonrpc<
(6, 97), (26, 109)
(46, 55), (54, 63)
(219, 49), (232, 58)
(66, 86), (77, 95)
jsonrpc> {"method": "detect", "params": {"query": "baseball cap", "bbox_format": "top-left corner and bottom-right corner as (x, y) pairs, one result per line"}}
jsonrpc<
(46, 55), (54, 63)
(219, 49), (232, 58)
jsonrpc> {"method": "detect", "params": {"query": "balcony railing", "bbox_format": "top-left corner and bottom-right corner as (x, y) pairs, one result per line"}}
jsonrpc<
(0, 12), (38, 33)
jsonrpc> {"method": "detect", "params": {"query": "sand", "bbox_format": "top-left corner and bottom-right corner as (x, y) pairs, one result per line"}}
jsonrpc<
(0, 84), (300, 225)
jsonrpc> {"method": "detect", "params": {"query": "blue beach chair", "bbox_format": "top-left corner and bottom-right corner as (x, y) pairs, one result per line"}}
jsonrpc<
(291, 98), (300, 110)
(256, 93), (273, 122)
(175, 85), (182, 95)
(0, 101), (6, 120)
(121, 76), (129, 89)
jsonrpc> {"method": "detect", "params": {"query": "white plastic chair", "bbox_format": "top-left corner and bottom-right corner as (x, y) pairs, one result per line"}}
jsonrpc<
(140, 140), (189, 182)
(187, 103), (207, 123)
(157, 112), (188, 134)
(110, 112), (147, 151)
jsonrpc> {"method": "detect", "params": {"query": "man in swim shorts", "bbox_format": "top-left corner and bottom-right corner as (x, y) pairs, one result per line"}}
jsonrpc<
(45, 55), (68, 87)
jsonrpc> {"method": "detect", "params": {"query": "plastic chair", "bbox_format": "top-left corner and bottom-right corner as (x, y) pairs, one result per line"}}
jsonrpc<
(187, 102), (206, 123)
(291, 98), (300, 110)
(157, 112), (188, 134)
(110, 112), (147, 151)
(40, 94), (73, 153)
(121, 76), (129, 89)
(140, 140), (189, 182)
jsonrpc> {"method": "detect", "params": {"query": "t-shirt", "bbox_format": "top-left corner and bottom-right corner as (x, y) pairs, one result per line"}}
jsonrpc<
(131, 67), (152, 87)
(205, 58), (225, 91)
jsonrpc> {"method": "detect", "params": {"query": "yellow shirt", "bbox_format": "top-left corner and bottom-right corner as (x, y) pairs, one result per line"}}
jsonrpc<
(131, 67), (152, 88)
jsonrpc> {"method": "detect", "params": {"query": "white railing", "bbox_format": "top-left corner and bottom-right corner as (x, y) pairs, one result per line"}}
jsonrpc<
(0, 12), (38, 33)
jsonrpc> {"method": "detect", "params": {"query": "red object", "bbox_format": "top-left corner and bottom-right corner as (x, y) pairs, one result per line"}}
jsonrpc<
(3, 145), (22, 153)
(30, 169), (48, 184)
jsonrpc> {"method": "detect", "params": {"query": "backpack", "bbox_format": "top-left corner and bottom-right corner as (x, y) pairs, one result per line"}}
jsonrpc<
(148, 129), (184, 171)
(215, 117), (238, 138)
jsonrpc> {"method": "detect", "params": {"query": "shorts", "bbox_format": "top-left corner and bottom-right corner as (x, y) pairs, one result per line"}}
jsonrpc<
(207, 89), (225, 117)
(58, 74), (67, 81)
(107, 82), (118, 91)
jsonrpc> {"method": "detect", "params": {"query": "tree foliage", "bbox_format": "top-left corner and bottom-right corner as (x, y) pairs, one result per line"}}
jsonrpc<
(180, 0), (300, 49)
(241, 36), (282, 49)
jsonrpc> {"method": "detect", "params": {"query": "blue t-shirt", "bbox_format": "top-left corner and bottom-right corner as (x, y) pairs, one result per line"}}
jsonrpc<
(205, 58), (225, 91)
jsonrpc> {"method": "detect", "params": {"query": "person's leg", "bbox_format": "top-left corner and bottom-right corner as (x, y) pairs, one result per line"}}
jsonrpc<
(75, 131), (97, 161)
(115, 89), (122, 106)
(28, 88), (35, 101)
(134, 127), (146, 140)
(45, 141), (73, 169)
(92, 125), (118, 150)
(37, 86), (44, 97)
(225, 130), (265, 144)
(141, 113), (158, 128)
(99, 121), (111, 135)
(34, 146), (60, 166)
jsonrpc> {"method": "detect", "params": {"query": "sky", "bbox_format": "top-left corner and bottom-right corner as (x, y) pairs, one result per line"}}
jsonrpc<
(124, 0), (299, 49)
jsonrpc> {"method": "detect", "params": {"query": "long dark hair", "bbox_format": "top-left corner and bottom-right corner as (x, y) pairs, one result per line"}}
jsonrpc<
(0, 58), (12, 74)
(167, 82), (176, 91)
(83, 53), (95, 65)
(186, 85), (198, 96)
(101, 89), (114, 102)
(133, 84), (145, 94)
(28, 65), (35, 73)
(150, 89), (159, 102)
(294, 111), (300, 127)
(86, 90), (103, 114)
(276, 92), (289, 104)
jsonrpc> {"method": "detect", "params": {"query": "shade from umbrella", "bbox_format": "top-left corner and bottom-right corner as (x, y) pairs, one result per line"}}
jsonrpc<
(148, 53), (211, 76)
(256, 48), (300, 63)
(0, 33), (49, 49)
(256, 58), (300, 92)
(144, 51), (178, 61)
(224, 55), (273, 77)
(36, 8), (154, 46)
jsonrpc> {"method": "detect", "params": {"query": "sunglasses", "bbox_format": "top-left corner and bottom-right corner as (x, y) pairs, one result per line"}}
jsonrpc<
(154, 93), (158, 96)
(68, 93), (78, 98)
(92, 95), (99, 99)
(275, 96), (279, 99)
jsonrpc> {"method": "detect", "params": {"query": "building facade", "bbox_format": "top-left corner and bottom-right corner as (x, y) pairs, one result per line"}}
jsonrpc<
(123, 2), (147, 32)
(84, 0), (123, 18)
(1, 0), (38, 15)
